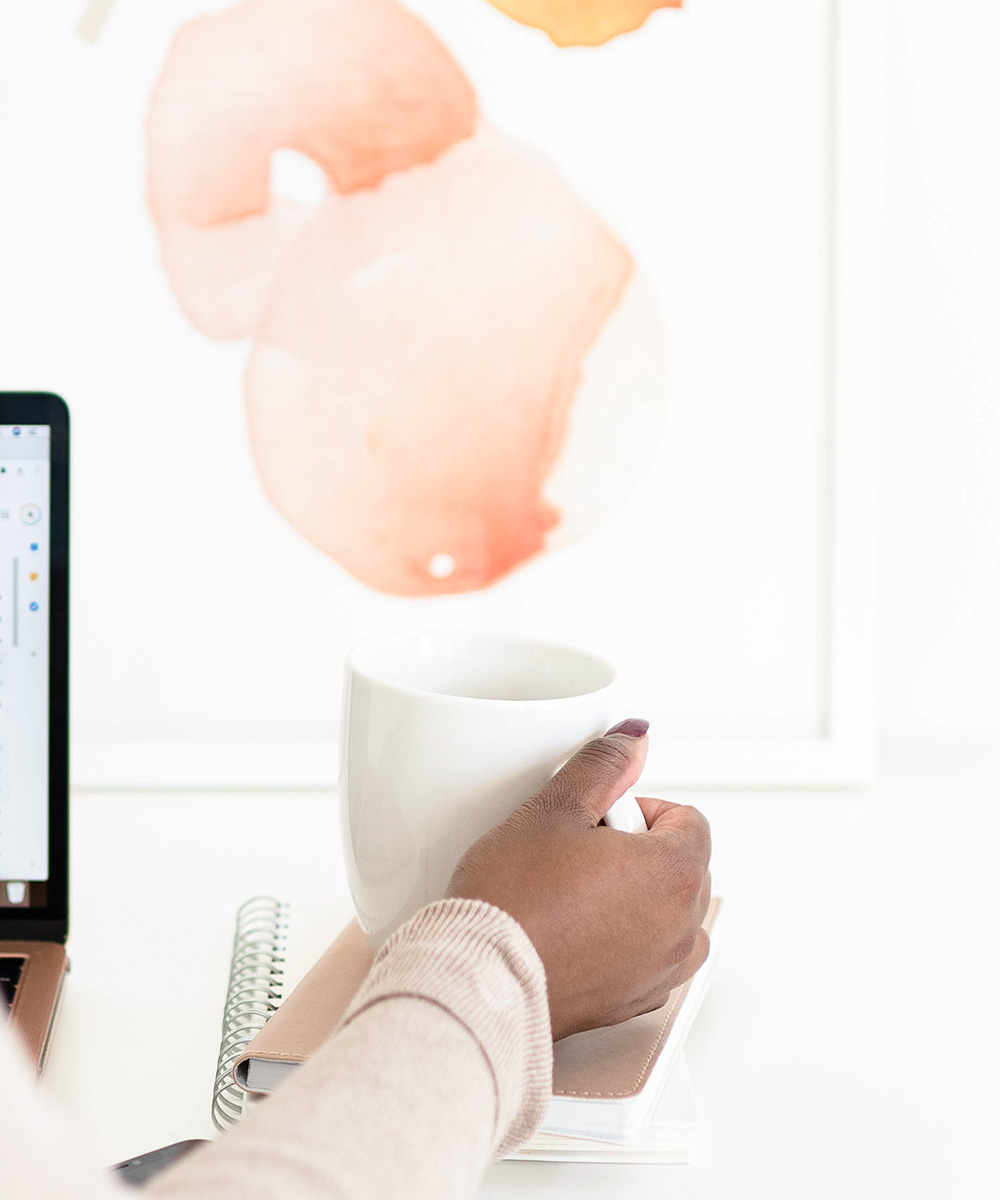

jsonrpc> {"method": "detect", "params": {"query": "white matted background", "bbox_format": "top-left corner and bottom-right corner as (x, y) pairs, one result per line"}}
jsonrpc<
(0, 0), (880, 789)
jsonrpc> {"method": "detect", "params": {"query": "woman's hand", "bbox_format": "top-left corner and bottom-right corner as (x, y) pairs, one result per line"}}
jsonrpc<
(447, 721), (712, 1041)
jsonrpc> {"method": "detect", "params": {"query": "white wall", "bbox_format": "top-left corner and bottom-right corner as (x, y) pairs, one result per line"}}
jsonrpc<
(5, 1), (993, 750)
(881, 1), (1000, 734)
(4, 1), (858, 789)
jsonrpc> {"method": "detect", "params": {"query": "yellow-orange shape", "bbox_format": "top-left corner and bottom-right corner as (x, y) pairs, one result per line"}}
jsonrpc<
(487, 0), (682, 47)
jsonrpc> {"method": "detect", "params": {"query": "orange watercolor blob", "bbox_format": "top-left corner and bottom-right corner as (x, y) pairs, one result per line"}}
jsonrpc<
(246, 133), (634, 597)
(146, 0), (664, 597)
(146, 0), (477, 339)
(486, 0), (683, 47)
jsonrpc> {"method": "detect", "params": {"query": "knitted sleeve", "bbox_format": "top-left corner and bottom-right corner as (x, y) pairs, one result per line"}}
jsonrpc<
(148, 898), (552, 1200)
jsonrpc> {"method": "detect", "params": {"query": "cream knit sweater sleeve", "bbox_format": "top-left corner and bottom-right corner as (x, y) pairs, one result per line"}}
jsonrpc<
(0, 900), (553, 1200)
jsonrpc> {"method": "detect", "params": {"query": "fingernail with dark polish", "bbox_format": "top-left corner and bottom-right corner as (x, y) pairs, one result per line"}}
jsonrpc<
(606, 718), (650, 739)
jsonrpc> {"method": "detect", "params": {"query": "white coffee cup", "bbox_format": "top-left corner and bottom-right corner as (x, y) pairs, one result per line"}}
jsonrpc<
(339, 631), (645, 949)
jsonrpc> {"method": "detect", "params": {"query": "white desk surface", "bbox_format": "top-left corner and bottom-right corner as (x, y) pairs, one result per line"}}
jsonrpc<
(43, 737), (1000, 1199)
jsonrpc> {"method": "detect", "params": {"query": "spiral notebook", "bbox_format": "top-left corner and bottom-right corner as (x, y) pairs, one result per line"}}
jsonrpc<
(208, 896), (700, 1162)
(219, 898), (721, 1152)
(210, 896), (289, 1132)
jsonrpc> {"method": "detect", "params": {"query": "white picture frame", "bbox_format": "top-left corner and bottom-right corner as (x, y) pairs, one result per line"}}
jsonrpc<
(648, 0), (883, 788)
(3, 1), (881, 792)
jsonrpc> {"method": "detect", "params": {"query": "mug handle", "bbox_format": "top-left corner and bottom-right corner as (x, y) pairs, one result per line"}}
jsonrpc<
(603, 788), (648, 833)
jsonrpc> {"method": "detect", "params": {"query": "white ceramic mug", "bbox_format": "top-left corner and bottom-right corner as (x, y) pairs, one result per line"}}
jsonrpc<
(339, 631), (645, 949)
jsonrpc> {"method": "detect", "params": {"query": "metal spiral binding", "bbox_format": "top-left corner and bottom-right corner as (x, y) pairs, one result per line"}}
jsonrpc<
(211, 895), (289, 1132)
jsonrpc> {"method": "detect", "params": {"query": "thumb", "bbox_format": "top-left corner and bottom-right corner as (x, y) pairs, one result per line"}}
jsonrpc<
(535, 719), (649, 828)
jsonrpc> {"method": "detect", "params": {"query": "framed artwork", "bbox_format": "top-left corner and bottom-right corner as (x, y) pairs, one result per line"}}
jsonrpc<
(0, 0), (880, 789)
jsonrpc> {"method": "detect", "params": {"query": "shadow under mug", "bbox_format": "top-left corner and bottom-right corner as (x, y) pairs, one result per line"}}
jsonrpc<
(339, 631), (619, 949)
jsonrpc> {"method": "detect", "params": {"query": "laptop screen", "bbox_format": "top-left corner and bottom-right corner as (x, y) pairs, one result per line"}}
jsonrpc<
(0, 395), (68, 936)
(0, 423), (52, 908)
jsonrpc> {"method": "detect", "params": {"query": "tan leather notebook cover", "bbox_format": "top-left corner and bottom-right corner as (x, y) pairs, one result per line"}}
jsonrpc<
(551, 896), (721, 1100)
(233, 921), (374, 1088)
(234, 899), (720, 1099)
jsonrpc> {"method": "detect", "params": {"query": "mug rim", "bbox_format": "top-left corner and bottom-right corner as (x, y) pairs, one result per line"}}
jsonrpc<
(345, 630), (617, 705)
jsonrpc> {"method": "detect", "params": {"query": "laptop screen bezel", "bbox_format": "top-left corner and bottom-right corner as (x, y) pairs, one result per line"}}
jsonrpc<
(0, 392), (68, 943)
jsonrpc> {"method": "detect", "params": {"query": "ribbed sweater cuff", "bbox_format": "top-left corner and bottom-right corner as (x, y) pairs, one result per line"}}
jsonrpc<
(340, 899), (553, 1157)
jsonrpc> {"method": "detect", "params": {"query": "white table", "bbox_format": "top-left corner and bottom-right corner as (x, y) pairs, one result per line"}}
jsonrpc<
(43, 738), (1000, 1198)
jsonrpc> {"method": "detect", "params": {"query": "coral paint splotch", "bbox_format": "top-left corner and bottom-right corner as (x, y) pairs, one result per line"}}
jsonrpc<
(147, 0), (665, 597)
(486, 0), (683, 47)
(246, 135), (634, 596)
(146, 0), (477, 339)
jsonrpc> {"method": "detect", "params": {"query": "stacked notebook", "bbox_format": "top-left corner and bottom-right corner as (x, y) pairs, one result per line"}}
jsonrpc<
(232, 900), (720, 1160)
(509, 1055), (699, 1163)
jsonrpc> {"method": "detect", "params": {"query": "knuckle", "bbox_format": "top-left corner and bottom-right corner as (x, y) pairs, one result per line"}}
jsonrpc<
(666, 929), (698, 967)
(666, 927), (710, 976)
(695, 876), (712, 921)
(686, 929), (711, 976)
(627, 989), (673, 1022)
(668, 855), (705, 897)
(676, 803), (711, 846)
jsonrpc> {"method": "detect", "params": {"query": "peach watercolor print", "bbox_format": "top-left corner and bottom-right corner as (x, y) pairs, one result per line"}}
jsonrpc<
(146, 0), (477, 339)
(147, 0), (665, 596)
(485, 0), (683, 47)
(246, 132), (641, 596)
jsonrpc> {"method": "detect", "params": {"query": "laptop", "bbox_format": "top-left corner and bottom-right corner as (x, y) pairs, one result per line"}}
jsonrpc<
(0, 392), (70, 1075)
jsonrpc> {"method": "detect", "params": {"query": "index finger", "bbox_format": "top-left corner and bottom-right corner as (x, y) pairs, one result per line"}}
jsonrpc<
(635, 796), (684, 827)
(637, 797), (712, 861)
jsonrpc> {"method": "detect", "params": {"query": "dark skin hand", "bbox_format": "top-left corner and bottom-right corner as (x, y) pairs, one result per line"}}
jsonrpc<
(447, 722), (712, 1041)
